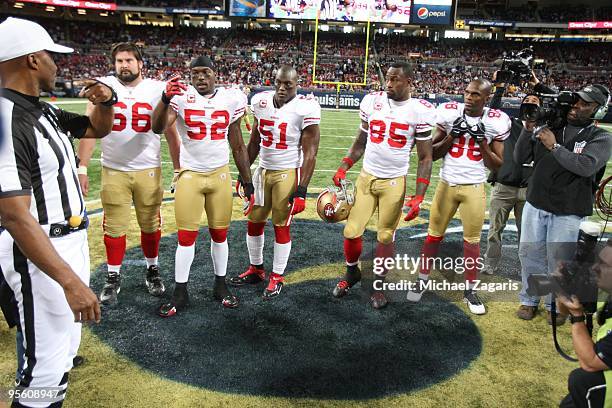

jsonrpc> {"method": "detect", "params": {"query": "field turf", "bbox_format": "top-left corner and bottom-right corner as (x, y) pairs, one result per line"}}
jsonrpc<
(0, 98), (611, 407)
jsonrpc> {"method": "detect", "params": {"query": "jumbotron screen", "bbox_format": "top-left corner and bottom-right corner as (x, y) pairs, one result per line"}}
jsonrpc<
(268, 0), (412, 24)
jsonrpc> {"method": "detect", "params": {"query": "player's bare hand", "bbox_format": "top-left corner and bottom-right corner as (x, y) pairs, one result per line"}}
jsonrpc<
(164, 74), (188, 100)
(79, 79), (113, 105)
(78, 174), (89, 196)
(63, 277), (101, 323)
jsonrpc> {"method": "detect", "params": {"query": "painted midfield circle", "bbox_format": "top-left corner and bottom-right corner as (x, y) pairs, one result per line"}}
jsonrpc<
(91, 218), (483, 399)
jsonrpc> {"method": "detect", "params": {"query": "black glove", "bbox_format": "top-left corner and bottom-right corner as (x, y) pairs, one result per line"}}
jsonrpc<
(243, 182), (254, 201)
(468, 122), (486, 143)
(450, 117), (468, 138)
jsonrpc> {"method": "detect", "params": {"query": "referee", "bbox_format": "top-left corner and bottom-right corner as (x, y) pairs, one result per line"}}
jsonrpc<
(0, 17), (114, 408)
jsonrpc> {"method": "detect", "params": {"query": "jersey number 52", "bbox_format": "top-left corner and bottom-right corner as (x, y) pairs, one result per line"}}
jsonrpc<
(184, 109), (230, 140)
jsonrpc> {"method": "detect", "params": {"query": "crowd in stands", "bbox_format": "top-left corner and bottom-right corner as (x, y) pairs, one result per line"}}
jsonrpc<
(539, 5), (591, 22)
(2, 14), (610, 95)
(485, 6), (538, 22)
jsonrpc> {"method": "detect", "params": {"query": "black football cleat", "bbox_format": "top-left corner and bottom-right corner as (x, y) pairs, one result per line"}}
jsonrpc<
(332, 266), (361, 298)
(158, 283), (190, 318)
(145, 265), (165, 297)
(100, 272), (121, 305)
(213, 277), (239, 309)
(370, 290), (388, 310)
(228, 265), (265, 286)
(262, 273), (284, 300)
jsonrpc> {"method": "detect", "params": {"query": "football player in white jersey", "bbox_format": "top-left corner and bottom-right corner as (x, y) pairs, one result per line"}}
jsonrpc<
(407, 79), (511, 315)
(78, 42), (180, 305)
(332, 62), (435, 309)
(151, 56), (254, 317)
(228, 65), (321, 299)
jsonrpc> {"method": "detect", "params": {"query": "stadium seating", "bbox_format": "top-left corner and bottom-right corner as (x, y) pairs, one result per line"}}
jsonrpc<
(2, 14), (609, 93)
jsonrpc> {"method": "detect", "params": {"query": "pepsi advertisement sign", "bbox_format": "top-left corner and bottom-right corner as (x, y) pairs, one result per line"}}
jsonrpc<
(410, 0), (453, 25)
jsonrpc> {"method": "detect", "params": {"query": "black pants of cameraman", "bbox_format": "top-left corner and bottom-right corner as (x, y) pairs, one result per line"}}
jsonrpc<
(560, 368), (606, 408)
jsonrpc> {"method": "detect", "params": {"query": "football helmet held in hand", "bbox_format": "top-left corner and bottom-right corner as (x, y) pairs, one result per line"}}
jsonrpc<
(316, 180), (355, 223)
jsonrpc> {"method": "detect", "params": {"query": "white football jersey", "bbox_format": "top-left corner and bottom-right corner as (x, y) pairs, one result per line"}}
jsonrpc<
(360, 92), (435, 179)
(97, 76), (165, 171)
(436, 102), (511, 184)
(251, 91), (321, 171)
(170, 86), (247, 173)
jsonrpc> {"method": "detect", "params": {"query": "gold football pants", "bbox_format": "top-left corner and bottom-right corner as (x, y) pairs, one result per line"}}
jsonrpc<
(174, 165), (233, 231)
(343, 170), (406, 244)
(101, 166), (163, 237)
(248, 168), (298, 227)
(427, 180), (486, 244)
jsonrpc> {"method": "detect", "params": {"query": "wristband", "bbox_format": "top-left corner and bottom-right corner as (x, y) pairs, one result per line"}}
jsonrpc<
(416, 178), (430, 185)
(570, 314), (586, 324)
(78, 166), (88, 176)
(295, 185), (308, 198)
(161, 92), (171, 105)
(101, 88), (118, 107)
(341, 157), (354, 169)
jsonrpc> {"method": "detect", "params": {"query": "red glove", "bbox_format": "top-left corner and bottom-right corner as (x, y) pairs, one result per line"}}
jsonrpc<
(333, 167), (347, 187)
(288, 186), (307, 215)
(403, 195), (424, 221)
(333, 157), (354, 187)
(163, 74), (187, 101)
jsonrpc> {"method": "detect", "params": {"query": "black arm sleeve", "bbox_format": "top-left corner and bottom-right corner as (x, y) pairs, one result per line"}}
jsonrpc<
(48, 104), (91, 139)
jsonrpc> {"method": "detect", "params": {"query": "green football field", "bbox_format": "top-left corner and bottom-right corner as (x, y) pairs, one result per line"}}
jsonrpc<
(1, 98), (612, 408)
(49, 98), (612, 203)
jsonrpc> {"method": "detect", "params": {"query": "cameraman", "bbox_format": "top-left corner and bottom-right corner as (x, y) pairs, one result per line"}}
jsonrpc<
(515, 82), (611, 325)
(482, 72), (538, 277)
(558, 240), (612, 408)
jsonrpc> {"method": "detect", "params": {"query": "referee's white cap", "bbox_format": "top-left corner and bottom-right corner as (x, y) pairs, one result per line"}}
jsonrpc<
(0, 17), (73, 63)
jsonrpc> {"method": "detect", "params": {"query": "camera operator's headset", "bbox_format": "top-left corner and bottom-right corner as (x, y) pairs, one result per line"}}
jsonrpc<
(592, 84), (610, 121)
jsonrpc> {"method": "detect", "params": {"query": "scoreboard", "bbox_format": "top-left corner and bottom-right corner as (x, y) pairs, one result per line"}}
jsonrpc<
(267, 0), (453, 25)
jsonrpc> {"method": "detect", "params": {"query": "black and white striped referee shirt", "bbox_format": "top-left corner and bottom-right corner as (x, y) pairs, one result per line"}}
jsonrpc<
(0, 88), (90, 226)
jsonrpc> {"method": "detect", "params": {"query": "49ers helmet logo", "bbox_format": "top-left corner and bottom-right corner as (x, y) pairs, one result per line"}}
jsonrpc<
(324, 203), (335, 220)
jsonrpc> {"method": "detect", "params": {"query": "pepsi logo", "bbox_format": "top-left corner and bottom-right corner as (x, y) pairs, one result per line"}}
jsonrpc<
(417, 7), (428, 19)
